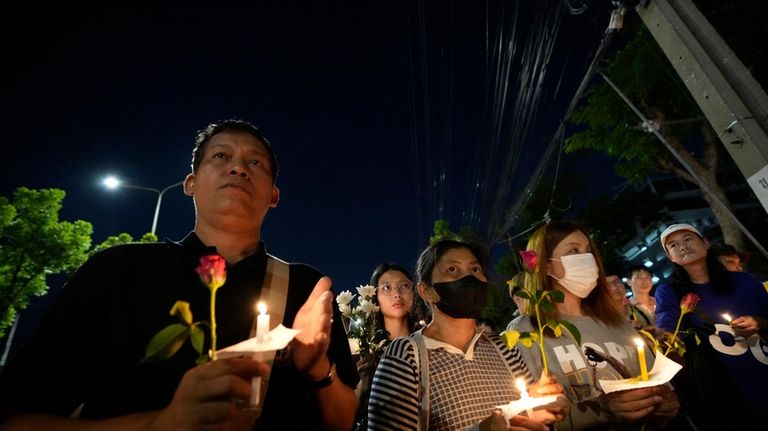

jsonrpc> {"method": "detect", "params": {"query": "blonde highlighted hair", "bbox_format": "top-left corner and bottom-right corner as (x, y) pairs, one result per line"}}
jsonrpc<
(517, 220), (625, 330)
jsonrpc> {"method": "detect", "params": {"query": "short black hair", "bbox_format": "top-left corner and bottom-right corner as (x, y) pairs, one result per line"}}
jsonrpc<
(628, 265), (653, 278)
(415, 239), (488, 285)
(191, 119), (279, 182)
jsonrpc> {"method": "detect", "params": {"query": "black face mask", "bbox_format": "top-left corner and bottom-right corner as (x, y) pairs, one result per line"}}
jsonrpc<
(431, 275), (489, 320)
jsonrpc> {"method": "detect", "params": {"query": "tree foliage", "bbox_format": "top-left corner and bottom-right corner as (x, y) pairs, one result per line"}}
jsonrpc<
(0, 188), (93, 337)
(566, 27), (702, 182)
(566, 24), (747, 248)
(429, 219), (481, 245)
(0, 187), (160, 339)
(90, 231), (158, 256)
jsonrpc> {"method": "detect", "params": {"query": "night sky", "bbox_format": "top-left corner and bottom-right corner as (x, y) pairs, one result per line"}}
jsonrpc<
(2, 2), (621, 341)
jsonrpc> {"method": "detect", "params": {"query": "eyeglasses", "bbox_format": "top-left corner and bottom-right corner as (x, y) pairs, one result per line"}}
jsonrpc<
(378, 282), (414, 296)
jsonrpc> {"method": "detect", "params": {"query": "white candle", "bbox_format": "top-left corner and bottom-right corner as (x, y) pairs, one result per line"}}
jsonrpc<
(722, 313), (733, 324)
(634, 338), (648, 381)
(515, 378), (535, 419)
(256, 302), (270, 342)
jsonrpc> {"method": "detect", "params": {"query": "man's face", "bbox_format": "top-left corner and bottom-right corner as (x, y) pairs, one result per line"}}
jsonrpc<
(664, 230), (709, 267)
(630, 269), (653, 293)
(605, 275), (626, 307)
(183, 132), (279, 230)
(718, 254), (743, 272)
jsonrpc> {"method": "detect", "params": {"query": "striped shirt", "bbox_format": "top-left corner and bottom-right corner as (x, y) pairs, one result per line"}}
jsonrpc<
(367, 332), (533, 430)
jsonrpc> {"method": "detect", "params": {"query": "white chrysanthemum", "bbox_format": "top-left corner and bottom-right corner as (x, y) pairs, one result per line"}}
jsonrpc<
(336, 290), (354, 306)
(356, 284), (376, 299)
(359, 300), (379, 315)
(338, 303), (352, 317)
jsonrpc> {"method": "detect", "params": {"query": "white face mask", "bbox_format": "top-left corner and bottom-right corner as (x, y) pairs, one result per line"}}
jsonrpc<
(549, 253), (599, 298)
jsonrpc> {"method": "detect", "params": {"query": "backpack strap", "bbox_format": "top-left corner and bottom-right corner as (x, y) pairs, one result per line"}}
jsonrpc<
(410, 332), (430, 431)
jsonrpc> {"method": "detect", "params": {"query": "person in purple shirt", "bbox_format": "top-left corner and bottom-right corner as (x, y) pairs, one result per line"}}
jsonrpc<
(655, 223), (768, 429)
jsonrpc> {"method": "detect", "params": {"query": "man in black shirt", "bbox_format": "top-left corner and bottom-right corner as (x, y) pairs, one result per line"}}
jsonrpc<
(0, 120), (358, 431)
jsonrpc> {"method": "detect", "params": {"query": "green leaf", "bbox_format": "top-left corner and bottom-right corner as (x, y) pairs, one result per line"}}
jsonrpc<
(519, 334), (534, 348)
(170, 301), (193, 326)
(512, 287), (530, 300)
(558, 320), (581, 345)
(548, 290), (565, 303)
(142, 323), (190, 363)
(190, 323), (205, 354)
(501, 330), (521, 349)
(540, 301), (554, 313)
(547, 320), (562, 337)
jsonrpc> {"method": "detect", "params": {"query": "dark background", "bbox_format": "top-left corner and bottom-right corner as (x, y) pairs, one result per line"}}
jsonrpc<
(1, 2), (627, 356)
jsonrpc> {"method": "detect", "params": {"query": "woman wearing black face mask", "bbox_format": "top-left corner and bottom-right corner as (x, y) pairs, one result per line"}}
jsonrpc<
(367, 239), (568, 431)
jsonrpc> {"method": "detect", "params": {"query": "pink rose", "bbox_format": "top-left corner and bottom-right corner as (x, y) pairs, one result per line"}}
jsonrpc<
(519, 250), (538, 272)
(196, 254), (226, 290)
(680, 293), (700, 315)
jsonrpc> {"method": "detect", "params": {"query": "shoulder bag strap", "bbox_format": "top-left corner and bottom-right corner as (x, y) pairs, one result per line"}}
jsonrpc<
(411, 333), (430, 431)
(248, 255), (290, 401)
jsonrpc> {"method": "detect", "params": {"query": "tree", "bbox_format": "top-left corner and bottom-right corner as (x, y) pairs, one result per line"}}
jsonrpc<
(90, 232), (158, 256)
(0, 187), (93, 337)
(429, 219), (481, 245)
(566, 26), (747, 250)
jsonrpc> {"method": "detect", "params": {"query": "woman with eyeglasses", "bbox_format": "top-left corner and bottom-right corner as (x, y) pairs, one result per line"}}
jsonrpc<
(352, 263), (425, 430)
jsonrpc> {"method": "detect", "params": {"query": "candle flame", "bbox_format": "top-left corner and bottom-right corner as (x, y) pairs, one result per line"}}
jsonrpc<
(257, 302), (267, 315)
(722, 313), (732, 323)
(634, 337), (644, 348)
(515, 378), (527, 393)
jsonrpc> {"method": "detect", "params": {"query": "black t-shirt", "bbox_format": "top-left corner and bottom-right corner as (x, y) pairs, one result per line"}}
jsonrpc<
(0, 232), (357, 430)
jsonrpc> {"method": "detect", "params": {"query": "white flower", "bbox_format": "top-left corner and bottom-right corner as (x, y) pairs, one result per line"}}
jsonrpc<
(359, 299), (379, 315)
(338, 303), (352, 317)
(356, 284), (376, 299)
(336, 290), (354, 306)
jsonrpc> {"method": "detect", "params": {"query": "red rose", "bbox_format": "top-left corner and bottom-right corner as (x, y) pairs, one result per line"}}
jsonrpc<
(196, 254), (226, 290)
(680, 293), (700, 314)
(519, 250), (538, 272)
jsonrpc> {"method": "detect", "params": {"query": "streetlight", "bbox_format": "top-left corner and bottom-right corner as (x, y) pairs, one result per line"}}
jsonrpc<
(101, 176), (184, 235)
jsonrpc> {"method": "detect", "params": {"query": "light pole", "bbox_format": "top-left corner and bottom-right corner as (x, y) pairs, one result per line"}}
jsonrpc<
(102, 176), (184, 235)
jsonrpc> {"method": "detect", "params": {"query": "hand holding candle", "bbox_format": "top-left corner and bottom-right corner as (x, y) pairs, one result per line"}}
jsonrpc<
(515, 378), (535, 419)
(256, 302), (270, 343)
(634, 338), (648, 381)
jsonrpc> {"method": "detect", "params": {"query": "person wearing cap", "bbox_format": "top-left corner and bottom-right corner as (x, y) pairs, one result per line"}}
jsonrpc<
(710, 243), (750, 272)
(655, 223), (768, 427)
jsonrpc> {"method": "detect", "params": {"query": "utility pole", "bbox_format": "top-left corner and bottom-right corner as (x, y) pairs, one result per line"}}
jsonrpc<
(634, 0), (768, 214)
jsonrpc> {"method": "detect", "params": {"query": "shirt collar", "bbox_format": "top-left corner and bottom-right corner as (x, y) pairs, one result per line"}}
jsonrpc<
(170, 232), (268, 267)
(419, 328), (484, 360)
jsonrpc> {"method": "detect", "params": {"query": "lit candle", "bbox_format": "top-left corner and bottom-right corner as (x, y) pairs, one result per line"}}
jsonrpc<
(256, 302), (270, 342)
(722, 313), (733, 324)
(634, 338), (648, 381)
(515, 378), (535, 419)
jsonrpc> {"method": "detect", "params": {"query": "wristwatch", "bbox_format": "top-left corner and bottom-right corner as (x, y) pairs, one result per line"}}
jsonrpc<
(306, 362), (336, 389)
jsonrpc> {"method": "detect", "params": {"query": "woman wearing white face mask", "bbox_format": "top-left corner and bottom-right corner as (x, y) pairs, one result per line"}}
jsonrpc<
(507, 221), (681, 430)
